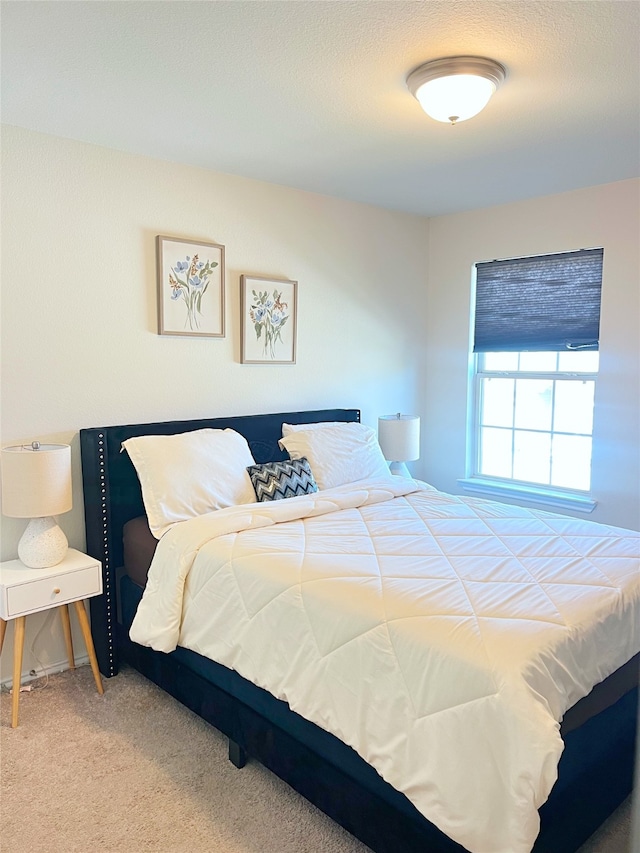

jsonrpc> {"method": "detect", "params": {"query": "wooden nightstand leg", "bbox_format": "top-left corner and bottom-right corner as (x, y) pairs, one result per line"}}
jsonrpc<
(0, 618), (6, 655)
(72, 600), (104, 695)
(59, 605), (75, 670)
(11, 616), (26, 728)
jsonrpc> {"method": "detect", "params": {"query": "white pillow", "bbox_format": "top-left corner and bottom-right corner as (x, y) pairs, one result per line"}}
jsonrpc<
(122, 428), (256, 538)
(282, 421), (344, 436)
(279, 423), (392, 490)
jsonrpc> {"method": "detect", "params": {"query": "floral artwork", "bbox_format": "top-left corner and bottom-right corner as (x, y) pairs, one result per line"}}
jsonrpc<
(249, 288), (290, 359)
(169, 254), (218, 331)
(157, 236), (225, 337)
(241, 275), (297, 364)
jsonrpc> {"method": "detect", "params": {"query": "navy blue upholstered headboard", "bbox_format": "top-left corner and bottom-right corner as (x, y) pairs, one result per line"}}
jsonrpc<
(80, 408), (360, 676)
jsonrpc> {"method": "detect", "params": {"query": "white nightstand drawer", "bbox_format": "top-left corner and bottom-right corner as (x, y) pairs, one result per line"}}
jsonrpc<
(1, 549), (104, 727)
(5, 564), (101, 618)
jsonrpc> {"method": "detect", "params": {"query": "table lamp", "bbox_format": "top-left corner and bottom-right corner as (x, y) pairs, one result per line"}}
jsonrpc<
(378, 413), (421, 477)
(1, 442), (72, 568)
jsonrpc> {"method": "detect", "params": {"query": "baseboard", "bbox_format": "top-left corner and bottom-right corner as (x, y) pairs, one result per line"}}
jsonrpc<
(0, 654), (90, 689)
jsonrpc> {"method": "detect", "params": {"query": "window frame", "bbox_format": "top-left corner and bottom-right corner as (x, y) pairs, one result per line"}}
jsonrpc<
(460, 351), (598, 513)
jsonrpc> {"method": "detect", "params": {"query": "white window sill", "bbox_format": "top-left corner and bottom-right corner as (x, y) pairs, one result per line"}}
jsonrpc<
(457, 478), (597, 514)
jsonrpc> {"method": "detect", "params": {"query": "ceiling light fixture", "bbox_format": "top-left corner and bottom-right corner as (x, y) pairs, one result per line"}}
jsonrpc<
(406, 56), (506, 125)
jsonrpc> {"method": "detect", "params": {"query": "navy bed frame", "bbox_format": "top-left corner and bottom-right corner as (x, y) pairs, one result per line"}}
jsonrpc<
(79, 408), (637, 853)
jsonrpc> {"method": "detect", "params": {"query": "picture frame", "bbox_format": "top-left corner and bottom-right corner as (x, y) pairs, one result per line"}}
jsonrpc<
(240, 275), (297, 364)
(156, 235), (225, 337)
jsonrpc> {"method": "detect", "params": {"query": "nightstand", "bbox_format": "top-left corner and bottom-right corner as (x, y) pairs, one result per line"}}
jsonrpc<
(0, 548), (104, 727)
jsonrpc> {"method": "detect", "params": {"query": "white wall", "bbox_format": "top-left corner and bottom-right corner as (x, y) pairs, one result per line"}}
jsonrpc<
(0, 125), (429, 680)
(425, 178), (640, 531)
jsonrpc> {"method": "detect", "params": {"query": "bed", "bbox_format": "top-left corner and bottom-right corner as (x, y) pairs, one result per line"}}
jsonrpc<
(79, 408), (639, 853)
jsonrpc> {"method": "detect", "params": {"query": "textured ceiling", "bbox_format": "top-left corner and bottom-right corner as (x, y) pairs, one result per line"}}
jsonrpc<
(2, 1), (639, 216)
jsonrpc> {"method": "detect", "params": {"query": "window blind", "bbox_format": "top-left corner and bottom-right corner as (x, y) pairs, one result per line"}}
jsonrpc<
(473, 248), (603, 352)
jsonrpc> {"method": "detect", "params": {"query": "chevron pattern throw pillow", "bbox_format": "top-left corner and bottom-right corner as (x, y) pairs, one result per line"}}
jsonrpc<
(247, 457), (318, 502)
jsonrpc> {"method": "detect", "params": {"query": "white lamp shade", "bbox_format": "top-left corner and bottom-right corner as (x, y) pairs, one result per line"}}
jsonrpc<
(1, 443), (72, 518)
(378, 415), (420, 463)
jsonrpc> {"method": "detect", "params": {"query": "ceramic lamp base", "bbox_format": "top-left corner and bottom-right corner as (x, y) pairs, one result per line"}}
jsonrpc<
(18, 516), (68, 568)
(389, 461), (412, 478)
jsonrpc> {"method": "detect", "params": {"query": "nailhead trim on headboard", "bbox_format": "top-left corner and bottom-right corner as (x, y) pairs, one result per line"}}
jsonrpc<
(98, 432), (116, 676)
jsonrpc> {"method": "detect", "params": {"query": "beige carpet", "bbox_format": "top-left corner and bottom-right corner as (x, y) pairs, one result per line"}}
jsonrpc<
(0, 665), (633, 853)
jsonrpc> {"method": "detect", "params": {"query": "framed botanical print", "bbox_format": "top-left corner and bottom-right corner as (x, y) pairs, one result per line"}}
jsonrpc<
(157, 236), (225, 337)
(240, 275), (297, 364)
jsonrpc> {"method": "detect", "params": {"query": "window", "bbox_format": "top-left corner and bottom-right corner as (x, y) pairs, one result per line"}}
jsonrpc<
(475, 350), (598, 491)
(464, 249), (604, 509)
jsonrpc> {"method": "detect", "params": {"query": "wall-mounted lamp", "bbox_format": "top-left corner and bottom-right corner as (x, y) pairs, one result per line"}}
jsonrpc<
(407, 56), (506, 125)
(1, 442), (72, 568)
(378, 413), (420, 478)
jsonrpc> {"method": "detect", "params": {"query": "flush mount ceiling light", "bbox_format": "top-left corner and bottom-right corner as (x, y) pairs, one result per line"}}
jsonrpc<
(406, 56), (506, 125)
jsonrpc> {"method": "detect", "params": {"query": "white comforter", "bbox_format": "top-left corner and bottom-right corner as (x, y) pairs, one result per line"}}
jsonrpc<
(130, 479), (640, 853)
